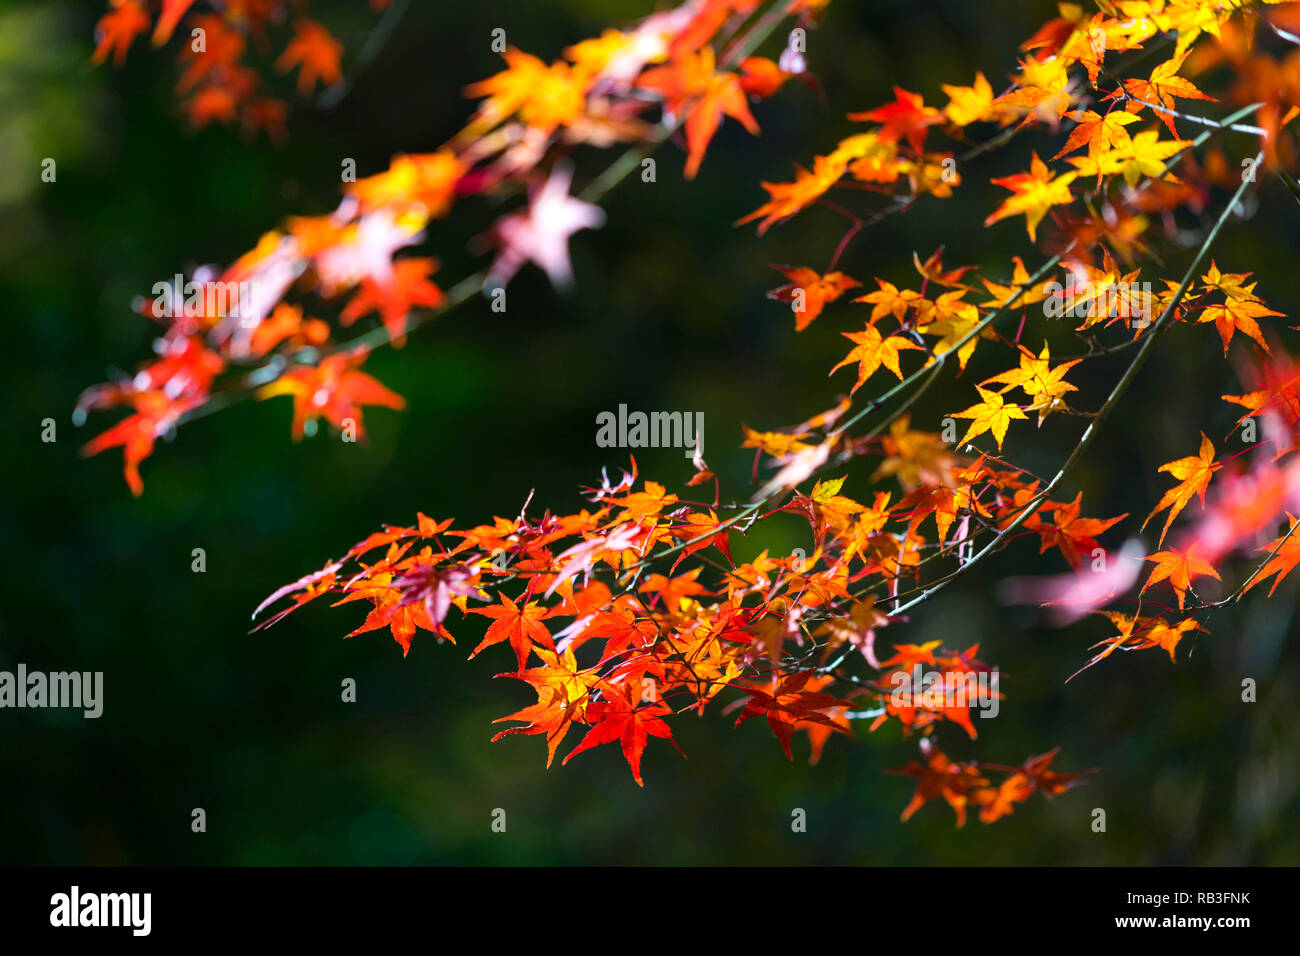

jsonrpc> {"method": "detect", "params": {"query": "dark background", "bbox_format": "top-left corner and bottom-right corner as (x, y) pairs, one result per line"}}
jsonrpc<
(2, 0), (1297, 864)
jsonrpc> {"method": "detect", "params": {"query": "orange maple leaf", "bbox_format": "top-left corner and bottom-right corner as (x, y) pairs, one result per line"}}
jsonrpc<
(1243, 513), (1300, 597)
(492, 646), (598, 766)
(340, 257), (446, 346)
(1142, 433), (1221, 546)
(275, 19), (343, 95)
(257, 349), (405, 440)
(1142, 543), (1220, 610)
(888, 741), (988, 827)
(1036, 493), (1128, 569)
(767, 265), (861, 330)
(1198, 298), (1281, 353)
(1120, 49), (1215, 137)
(1052, 109), (1139, 159)
(333, 570), (443, 657)
(80, 390), (203, 496)
(639, 47), (759, 179)
(830, 323), (923, 393)
(469, 594), (557, 671)
(1072, 612), (1206, 678)
(93, 0), (151, 65)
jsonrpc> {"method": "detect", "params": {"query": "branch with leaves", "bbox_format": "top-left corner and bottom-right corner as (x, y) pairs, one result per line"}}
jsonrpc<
(85, 1), (1300, 825)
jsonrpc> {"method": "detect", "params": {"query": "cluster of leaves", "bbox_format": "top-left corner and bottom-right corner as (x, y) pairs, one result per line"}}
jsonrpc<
(745, 0), (1300, 678)
(79, 0), (819, 495)
(88, 0), (1300, 823)
(93, 0), (393, 136)
(252, 458), (1087, 824)
(893, 740), (1090, 826)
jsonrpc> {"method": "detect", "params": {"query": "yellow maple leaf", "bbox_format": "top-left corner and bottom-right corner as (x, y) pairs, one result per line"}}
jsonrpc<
(984, 153), (1077, 241)
(950, 387), (1028, 449)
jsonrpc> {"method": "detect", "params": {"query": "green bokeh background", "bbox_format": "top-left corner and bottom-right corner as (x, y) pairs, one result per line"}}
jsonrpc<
(2, 0), (1297, 865)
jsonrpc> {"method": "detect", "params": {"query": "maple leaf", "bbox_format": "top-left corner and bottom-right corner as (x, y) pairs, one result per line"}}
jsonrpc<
(733, 670), (851, 761)
(152, 0), (197, 46)
(981, 343), (1080, 424)
(950, 387), (1028, 450)
(487, 164), (605, 289)
(979, 256), (1052, 310)
(252, 561), (342, 631)
(872, 415), (961, 491)
(1072, 611), (1206, 678)
(984, 153), (1077, 241)
(1069, 129), (1192, 187)
(796, 674), (853, 765)
(941, 72), (996, 127)
(80, 390), (204, 496)
(914, 290), (985, 369)
(1198, 298), (1281, 354)
(1057, 256), (1150, 329)
(275, 19), (343, 95)
(738, 151), (848, 234)
(738, 56), (789, 99)
(972, 774), (1037, 825)
(1036, 493), (1128, 569)
(806, 475), (865, 533)
(974, 747), (1091, 823)
(1052, 109), (1139, 159)
(1243, 513), (1300, 597)
(492, 646), (598, 767)
(913, 247), (976, 288)
(612, 480), (679, 522)
(812, 599), (892, 668)
(93, 0), (151, 66)
(838, 130), (903, 185)
(766, 265), (861, 330)
(639, 47), (759, 179)
(1057, 12), (1148, 85)
(1017, 746), (1092, 796)
(347, 151), (463, 218)
(393, 558), (483, 629)
(469, 593), (557, 671)
(247, 303), (329, 359)
(463, 48), (588, 133)
(333, 570), (442, 657)
(1142, 543), (1220, 610)
(895, 483), (959, 547)
(1142, 433), (1222, 546)
(857, 279), (922, 322)
(668, 510), (733, 570)
(848, 86), (944, 153)
(257, 348), (405, 440)
(562, 682), (681, 786)
(998, 55), (1073, 128)
(1200, 260), (1260, 303)
(830, 323), (923, 393)
(340, 257), (445, 346)
(741, 425), (814, 459)
(888, 740), (988, 827)
(1120, 49), (1215, 137)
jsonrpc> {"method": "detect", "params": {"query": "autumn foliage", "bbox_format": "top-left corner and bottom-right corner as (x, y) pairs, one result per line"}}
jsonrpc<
(81, 0), (1300, 825)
